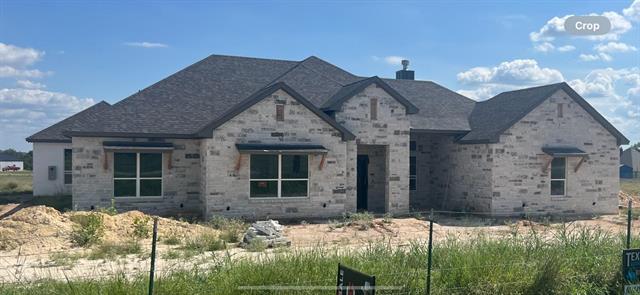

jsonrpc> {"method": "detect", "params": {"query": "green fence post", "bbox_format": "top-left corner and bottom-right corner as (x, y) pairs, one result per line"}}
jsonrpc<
(148, 217), (159, 295)
(426, 212), (433, 295)
(628, 199), (632, 249)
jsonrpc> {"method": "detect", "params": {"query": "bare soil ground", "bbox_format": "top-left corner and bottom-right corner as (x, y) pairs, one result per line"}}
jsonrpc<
(0, 194), (635, 283)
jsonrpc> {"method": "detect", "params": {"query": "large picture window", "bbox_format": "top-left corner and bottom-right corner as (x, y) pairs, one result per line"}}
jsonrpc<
(114, 152), (162, 197)
(250, 154), (308, 198)
(550, 157), (566, 196)
(64, 149), (72, 185)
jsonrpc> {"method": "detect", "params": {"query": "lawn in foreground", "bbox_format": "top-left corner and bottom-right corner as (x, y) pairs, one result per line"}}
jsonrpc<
(622, 178), (640, 197)
(0, 171), (32, 195)
(0, 225), (627, 295)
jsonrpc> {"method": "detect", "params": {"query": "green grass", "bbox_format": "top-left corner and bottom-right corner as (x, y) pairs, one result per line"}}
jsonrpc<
(0, 171), (32, 195)
(0, 225), (631, 294)
(622, 178), (640, 197)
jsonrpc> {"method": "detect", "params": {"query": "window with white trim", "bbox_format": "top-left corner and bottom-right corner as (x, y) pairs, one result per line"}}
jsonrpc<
(409, 141), (417, 191)
(114, 152), (162, 197)
(250, 154), (308, 198)
(550, 157), (566, 196)
(64, 149), (72, 185)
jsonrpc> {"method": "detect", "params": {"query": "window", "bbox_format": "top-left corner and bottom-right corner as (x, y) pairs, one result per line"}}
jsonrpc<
(276, 104), (285, 121)
(409, 140), (417, 191)
(64, 149), (72, 184)
(557, 103), (563, 118)
(250, 154), (308, 198)
(370, 98), (378, 120)
(550, 157), (566, 196)
(114, 152), (162, 197)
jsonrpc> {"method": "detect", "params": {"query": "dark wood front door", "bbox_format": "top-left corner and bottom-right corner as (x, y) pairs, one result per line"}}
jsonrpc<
(357, 155), (369, 211)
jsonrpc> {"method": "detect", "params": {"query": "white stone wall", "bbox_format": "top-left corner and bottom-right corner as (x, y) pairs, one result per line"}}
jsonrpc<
(201, 89), (349, 219)
(71, 137), (203, 217)
(33, 142), (72, 196)
(491, 89), (619, 215)
(335, 84), (411, 214)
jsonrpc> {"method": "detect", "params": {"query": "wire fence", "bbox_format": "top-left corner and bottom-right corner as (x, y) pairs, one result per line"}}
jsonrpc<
(0, 197), (636, 294)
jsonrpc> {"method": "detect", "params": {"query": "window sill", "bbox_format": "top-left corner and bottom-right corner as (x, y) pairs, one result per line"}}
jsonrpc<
(248, 197), (310, 203)
(114, 196), (164, 202)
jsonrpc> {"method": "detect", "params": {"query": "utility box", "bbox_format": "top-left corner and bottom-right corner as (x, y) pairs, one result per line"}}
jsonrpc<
(48, 166), (57, 180)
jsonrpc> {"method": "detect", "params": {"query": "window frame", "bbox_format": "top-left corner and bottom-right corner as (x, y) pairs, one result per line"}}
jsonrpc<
(113, 152), (163, 198)
(550, 157), (567, 196)
(249, 154), (309, 199)
(409, 140), (417, 191)
(64, 149), (72, 185)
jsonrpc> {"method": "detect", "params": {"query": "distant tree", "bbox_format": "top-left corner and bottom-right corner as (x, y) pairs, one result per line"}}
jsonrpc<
(0, 149), (33, 171)
(632, 142), (640, 149)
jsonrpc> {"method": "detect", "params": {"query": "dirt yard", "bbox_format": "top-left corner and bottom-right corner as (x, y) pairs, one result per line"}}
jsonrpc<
(0, 202), (635, 283)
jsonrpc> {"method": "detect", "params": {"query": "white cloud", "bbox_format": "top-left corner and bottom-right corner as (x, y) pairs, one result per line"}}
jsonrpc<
(594, 41), (637, 53)
(557, 45), (576, 52)
(16, 80), (45, 89)
(534, 42), (555, 52)
(529, 6), (634, 55)
(579, 52), (613, 62)
(0, 66), (48, 78)
(568, 67), (640, 143)
(0, 43), (43, 66)
(123, 42), (168, 48)
(457, 59), (564, 87)
(623, 0), (640, 22)
(456, 59), (564, 100)
(371, 55), (408, 67)
(0, 88), (96, 150)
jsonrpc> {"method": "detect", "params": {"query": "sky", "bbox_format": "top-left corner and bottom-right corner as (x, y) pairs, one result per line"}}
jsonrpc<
(0, 0), (639, 152)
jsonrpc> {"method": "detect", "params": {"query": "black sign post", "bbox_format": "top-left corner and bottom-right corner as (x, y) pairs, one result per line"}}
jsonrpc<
(336, 263), (376, 295)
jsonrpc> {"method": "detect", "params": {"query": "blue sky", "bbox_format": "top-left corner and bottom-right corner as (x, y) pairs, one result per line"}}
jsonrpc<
(1, 0), (639, 151)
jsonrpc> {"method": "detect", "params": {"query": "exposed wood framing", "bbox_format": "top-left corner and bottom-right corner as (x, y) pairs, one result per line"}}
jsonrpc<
(574, 156), (586, 172)
(235, 153), (243, 172)
(542, 156), (553, 173)
(318, 154), (326, 170)
(103, 152), (109, 171)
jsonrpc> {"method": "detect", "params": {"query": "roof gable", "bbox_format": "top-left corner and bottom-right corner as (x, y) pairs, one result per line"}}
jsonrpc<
(459, 82), (629, 145)
(26, 101), (111, 143)
(196, 82), (355, 140)
(321, 76), (419, 114)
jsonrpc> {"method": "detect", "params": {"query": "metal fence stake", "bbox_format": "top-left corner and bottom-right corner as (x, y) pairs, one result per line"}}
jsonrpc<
(426, 217), (433, 295)
(149, 217), (159, 295)
(628, 199), (632, 249)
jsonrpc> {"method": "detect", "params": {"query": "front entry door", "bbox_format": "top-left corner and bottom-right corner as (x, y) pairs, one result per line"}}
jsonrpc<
(357, 155), (369, 211)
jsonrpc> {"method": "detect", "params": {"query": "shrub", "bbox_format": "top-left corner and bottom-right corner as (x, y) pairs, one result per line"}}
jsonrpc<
(161, 232), (182, 246)
(209, 216), (246, 243)
(49, 251), (83, 266)
(184, 233), (226, 252)
(97, 199), (118, 216)
(382, 213), (393, 224)
(245, 238), (267, 252)
(70, 213), (105, 247)
(3, 182), (18, 191)
(132, 216), (151, 239)
(88, 239), (142, 260)
(346, 212), (374, 230)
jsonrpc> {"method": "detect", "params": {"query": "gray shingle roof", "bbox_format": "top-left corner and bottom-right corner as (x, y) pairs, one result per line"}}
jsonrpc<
(459, 82), (629, 145)
(26, 54), (627, 146)
(32, 54), (474, 142)
(26, 101), (111, 142)
(322, 76), (419, 114)
(0, 154), (21, 161)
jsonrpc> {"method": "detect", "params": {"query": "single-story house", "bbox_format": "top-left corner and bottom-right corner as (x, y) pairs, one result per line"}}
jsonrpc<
(621, 147), (640, 178)
(0, 155), (23, 171)
(27, 54), (628, 218)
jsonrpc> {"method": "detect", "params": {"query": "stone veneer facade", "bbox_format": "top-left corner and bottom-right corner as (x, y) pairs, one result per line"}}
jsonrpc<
(72, 137), (203, 217)
(335, 84), (411, 214)
(409, 89), (619, 216)
(70, 86), (619, 219)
